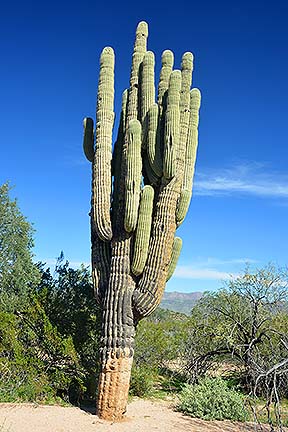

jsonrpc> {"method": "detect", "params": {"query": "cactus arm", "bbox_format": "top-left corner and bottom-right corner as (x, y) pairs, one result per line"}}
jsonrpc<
(146, 104), (162, 179)
(163, 70), (182, 180)
(176, 88), (201, 226)
(131, 185), (154, 275)
(127, 21), (148, 123)
(112, 90), (128, 227)
(157, 50), (174, 109)
(83, 117), (94, 162)
(157, 50), (174, 173)
(93, 47), (115, 241)
(166, 236), (182, 281)
(175, 189), (192, 226)
(133, 177), (179, 318)
(124, 119), (142, 232)
(114, 22), (148, 232)
(184, 88), (201, 191)
(178, 52), (194, 178)
(140, 51), (155, 149)
(112, 89), (128, 177)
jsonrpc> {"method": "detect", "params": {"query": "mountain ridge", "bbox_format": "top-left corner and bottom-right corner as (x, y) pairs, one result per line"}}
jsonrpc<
(160, 291), (203, 315)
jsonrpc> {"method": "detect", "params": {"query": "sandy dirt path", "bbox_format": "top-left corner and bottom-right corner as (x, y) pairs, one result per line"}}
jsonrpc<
(0, 399), (278, 432)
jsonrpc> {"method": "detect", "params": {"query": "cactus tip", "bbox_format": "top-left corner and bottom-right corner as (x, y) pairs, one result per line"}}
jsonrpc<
(162, 50), (174, 65)
(191, 88), (202, 101)
(83, 117), (93, 127)
(128, 118), (141, 133)
(182, 51), (194, 61)
(136, 21), (148, 36)
(144, 50), (155, 64)
(170, 69), (182, 82)
(102, 46), (114, 55)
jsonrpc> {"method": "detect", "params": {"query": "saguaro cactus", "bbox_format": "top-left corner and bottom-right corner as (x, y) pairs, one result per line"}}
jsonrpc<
(83, 21), (201, 421)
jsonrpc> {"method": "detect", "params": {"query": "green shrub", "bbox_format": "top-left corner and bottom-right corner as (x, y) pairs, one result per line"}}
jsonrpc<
(130, 366), (156, 397)
(178, 377), (249, 421)
(0, 304), (84, 403)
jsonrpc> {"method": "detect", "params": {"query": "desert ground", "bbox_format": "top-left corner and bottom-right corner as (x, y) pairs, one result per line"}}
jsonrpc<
(0, 398), (279, 432)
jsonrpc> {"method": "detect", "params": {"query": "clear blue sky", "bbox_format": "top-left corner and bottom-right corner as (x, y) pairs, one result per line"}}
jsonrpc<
(1, 0), (287, 292)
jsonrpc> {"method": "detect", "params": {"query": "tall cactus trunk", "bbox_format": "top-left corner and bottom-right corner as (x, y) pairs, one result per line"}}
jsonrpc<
(97, 351), (133, 420)
(82, 21), (201, 421)
(96, 238), (136, 420)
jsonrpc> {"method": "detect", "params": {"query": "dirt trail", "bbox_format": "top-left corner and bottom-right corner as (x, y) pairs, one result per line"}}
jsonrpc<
(0, 399), (278, 432)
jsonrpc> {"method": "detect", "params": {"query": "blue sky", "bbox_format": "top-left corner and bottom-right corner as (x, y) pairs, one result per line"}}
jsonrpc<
(1, 0), (287, 292)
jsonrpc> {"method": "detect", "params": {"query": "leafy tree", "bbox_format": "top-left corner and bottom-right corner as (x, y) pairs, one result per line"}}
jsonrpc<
(134, 308), (188, 371)
(0, 182), (40, 308)
(0, 297), (83, 402)
(130, 308), (189, 396)
(184, 265), (288, 394)
(0, 185), (100, 403)
(36, 259), (101, 400)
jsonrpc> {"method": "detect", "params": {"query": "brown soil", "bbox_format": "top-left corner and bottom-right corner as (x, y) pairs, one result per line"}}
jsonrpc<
(0, 398), (281, 432)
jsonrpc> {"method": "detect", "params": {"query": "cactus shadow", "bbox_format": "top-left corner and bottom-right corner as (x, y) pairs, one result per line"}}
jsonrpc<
(79, 399), (97, 415)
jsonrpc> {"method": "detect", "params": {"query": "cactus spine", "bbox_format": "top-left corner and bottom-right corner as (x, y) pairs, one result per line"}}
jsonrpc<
(83, 21), (201, 421)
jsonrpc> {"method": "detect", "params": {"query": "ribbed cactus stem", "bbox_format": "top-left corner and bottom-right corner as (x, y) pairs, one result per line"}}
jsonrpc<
(163, 70), (181, 180)
(121, 89), (128, 126)
(132, 185), (154, 276)
(176, 88), (201, 226)
(178, 52), (194, 178)
(166, 236), (182, 281)
(140, 51), (155, 127)
(93, 47), (115, 241)
(112, 90), (128, 227)
(158, 50), (174, 109)
(176, 189), (191, 226)
(117, 22), (148, 234)
(127, 21), (148, 123)
(133, 178), (179, 318)
(124, 119), (142, 232)
(91, 232), (111, 303)
(180, 52), (194, 106)
(146, 104), (162, 179)
(83, 117), (94, 162)
(112, 90), (128, 177)
(183, 88), (201, 190)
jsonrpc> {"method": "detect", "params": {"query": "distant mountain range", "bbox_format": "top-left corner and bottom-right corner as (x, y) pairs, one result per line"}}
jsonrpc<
(160, 291), (203, 315)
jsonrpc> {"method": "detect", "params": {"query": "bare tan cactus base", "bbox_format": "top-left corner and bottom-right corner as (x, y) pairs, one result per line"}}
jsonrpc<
(97, 350), (133, 421)
(83, 20), (201, 421)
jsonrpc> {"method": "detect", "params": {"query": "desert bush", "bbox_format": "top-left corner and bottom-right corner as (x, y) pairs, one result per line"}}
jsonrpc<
(134, 308), (188, 371)
(178, 377), (249, 421)
(130, 365), (156, 397)
(0, 300), (84, 403)
(36, 260), (101, 400)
